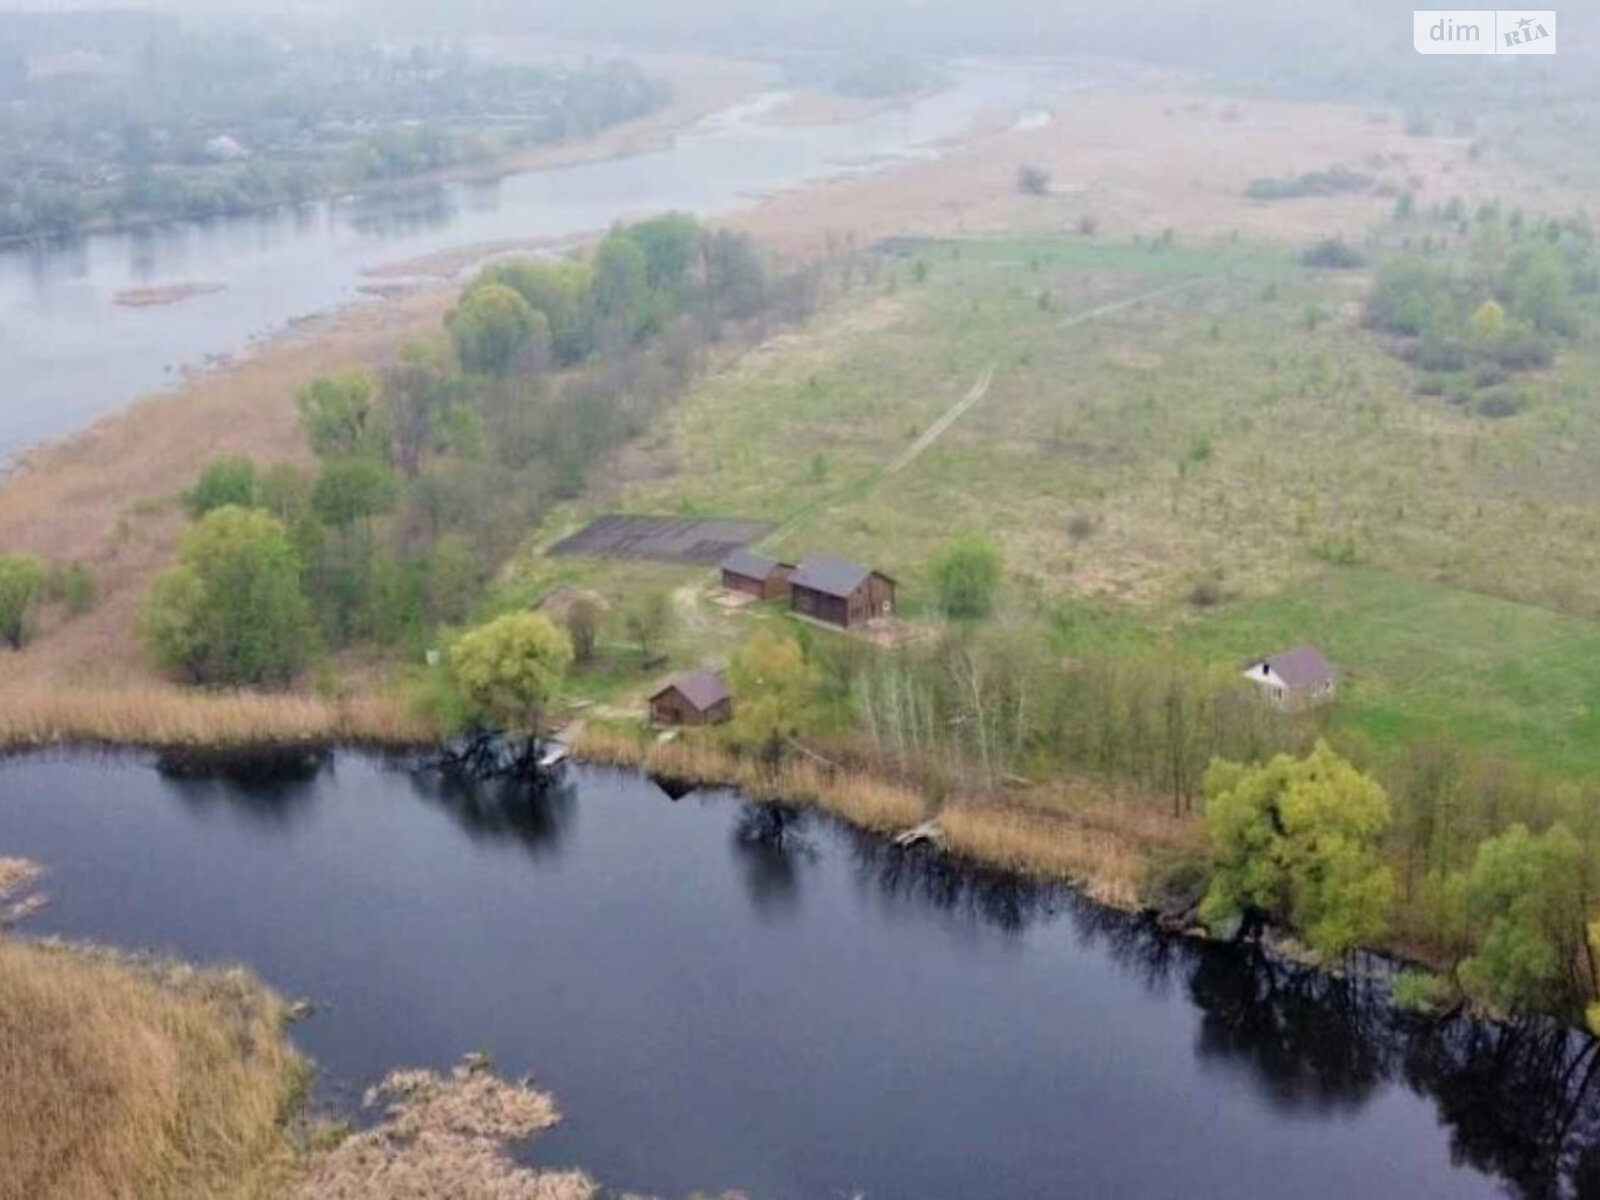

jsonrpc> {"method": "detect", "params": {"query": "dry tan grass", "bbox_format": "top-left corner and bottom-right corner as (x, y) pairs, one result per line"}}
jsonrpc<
(732, 86), (1586, 256)
(575, 726), (928, 832)
(939, 788), (1200, 909)
(574, 725), (1204, 906)
(294, 1061), (593, 1200)
(0, 938), (305, 1200)
(0, 683), (437, 750)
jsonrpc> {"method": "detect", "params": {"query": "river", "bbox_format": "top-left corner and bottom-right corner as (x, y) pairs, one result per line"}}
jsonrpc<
(0, 67), (1037, 465)
(1, 751), (1593, 1199)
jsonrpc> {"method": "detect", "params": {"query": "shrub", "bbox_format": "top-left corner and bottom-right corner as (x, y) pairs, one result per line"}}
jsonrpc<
(1016, 164), (1051, 196)
(930, 533), (1003, 619)
(1301, 237), (1366, 269)
(186, 456), (257, 517)
(0, 554), (44, 649)
(45, 562), (96, 617)
(140, 507), (313, 685)
(1392, 970), (1455, 1015)
(1475, 388), (1528, 420)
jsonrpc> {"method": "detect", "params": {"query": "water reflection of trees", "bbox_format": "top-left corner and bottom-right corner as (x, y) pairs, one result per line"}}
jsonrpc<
(730, 804), (816, 919)
(155, 747), (329, 828)
(844, 826), (1064, 934)
(821, 804), (1600, 1198)
(403, 769), (576, 860)
(1186, 946), (1389, 1113)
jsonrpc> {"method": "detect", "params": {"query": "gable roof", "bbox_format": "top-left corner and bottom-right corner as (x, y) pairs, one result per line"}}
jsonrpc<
(651, 668), (731, 712)
(1257, 645), (1336, 690)
(790, 555), (884, 599)
(721, 547), (793, 580)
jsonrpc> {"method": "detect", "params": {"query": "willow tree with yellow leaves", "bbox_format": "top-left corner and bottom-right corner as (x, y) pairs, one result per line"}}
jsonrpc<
(1200, 740), (1395, 960)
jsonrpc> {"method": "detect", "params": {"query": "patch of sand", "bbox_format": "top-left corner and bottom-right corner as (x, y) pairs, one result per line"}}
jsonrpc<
(759, 89), (901, 127)
(114, 282), (226, 308)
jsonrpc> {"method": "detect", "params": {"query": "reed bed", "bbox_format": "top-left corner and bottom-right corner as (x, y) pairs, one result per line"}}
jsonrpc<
(575, 726), (928, 833)
(0, 683), (438, 750)
(294, 1060), (593, 1200)
(575, 724), (1202, 907)
(0, 937), (306, 1200)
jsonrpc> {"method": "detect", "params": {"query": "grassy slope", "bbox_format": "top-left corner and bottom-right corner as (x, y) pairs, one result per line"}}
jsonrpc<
(521, 233), (1600, 777)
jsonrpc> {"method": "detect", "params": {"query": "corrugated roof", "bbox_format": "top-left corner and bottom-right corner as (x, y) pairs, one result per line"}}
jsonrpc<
(721, 547), (792, 580)
(651, 668), (731, 712)
(790, 555), (873, 599)
(1262, 645), (1336, 689)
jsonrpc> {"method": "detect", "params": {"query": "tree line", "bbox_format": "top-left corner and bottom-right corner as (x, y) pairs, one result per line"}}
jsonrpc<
(139, 215), (833, 688)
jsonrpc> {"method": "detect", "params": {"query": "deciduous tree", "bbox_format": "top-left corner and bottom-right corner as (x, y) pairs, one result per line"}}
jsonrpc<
(447, 283), (545, 376)
(140, 506), (313, 684)
(728, 628), (819, 760)
(1200, 740), (1395, 958)
(1457, 823), (1593, 1019)
(296, 368), (377, 459)
(450, 611), (573, 733)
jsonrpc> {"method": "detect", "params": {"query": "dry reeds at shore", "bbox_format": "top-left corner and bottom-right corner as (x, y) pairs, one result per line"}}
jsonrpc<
(0, 937), (305, 1200)
(0, 683), (438, 750)
(294, 1060), (593, 1200)
(574, 725), (1199, 907)
(574, 726), (928, 833)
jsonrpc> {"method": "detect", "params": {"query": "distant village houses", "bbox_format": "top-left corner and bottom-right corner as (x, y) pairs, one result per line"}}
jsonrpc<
(649, 668), (733, 727)
(1243, 645), (1337, 710)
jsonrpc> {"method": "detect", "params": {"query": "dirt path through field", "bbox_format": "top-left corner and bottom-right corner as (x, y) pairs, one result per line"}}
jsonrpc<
(772, 274), (1219, 550)
(887, 366), (995, 475)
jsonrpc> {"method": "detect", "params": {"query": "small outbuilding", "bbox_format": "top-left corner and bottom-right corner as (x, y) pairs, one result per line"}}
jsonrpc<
(649, 668), (733, 727)
(789, 556), (896, 630)
(720, 548), (796, 600)
(1243, 645), (1337, 710)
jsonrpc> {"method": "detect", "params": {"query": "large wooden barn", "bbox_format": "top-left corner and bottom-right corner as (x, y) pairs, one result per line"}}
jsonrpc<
(720, 548), (796, 600)
(649, 668), (733, 727)
(788, 556), (896, 630)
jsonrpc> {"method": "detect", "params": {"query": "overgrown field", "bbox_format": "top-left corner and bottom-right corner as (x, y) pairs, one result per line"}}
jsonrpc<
(526, 229), (1600, 778)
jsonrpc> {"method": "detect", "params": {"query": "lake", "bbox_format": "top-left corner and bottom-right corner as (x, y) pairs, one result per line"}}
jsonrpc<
(0, 67), (1038, 465)
(1, 751), (1593, 1199)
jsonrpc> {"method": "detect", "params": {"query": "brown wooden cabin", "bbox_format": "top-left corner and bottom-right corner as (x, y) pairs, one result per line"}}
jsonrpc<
(649, 668), (733, 727)
(789, 556), (896, 629)
(720, 548), (796, 601)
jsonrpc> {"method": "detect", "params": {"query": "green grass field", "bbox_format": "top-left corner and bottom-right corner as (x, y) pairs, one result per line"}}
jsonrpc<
(1182, 568), (1600, 775)
(520, 232), (1600, 776)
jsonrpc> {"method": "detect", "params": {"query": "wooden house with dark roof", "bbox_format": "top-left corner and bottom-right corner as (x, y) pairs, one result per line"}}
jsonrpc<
(789, 556), (896, 630)
(720, 548), (796, 600)
(649, 668), (734, 727)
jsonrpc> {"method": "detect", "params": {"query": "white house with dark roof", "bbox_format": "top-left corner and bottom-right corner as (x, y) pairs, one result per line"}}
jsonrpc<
(1243, 645), (1337, 710)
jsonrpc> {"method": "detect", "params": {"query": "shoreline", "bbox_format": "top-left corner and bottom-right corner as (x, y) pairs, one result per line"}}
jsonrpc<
(0, 54), (777, 253)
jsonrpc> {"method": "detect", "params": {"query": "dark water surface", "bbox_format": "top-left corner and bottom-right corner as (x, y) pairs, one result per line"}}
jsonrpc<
(1, 753), (1595, 1199)
(0, 69), (1036, 464)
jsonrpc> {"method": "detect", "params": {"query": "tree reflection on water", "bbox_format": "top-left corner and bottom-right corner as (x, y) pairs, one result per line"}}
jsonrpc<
(834, 806), (1600, 1200)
